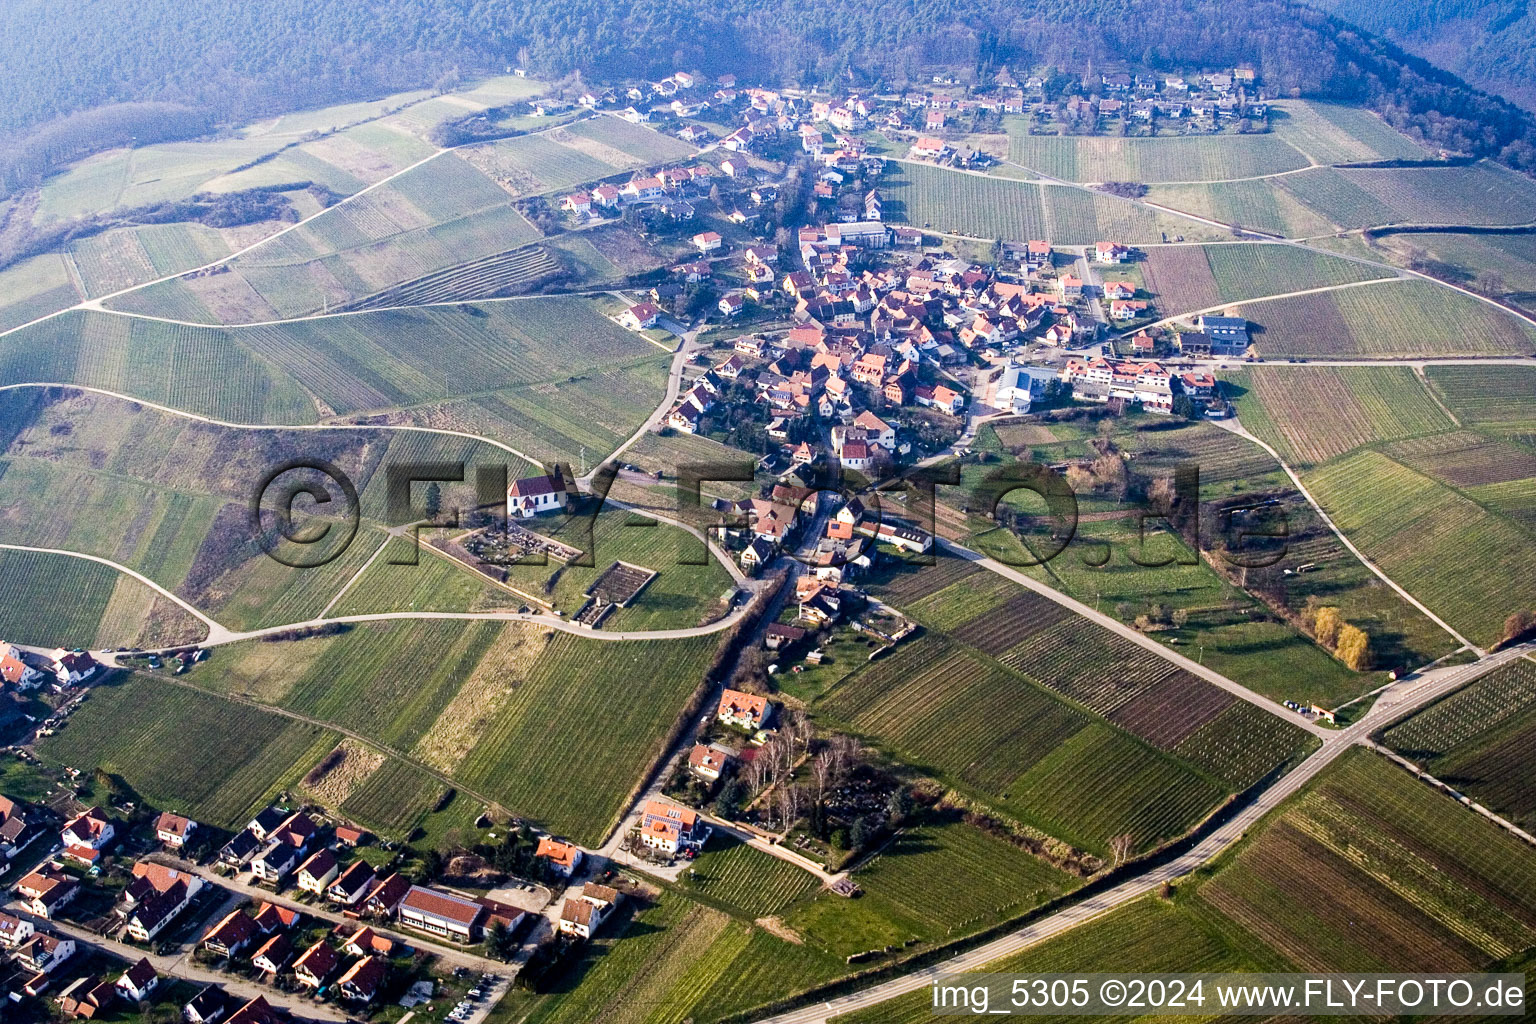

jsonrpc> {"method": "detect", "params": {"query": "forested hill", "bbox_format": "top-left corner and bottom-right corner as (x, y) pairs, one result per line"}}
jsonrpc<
(1306, 0), (1536, 112)
(6, 0), (1536, 173)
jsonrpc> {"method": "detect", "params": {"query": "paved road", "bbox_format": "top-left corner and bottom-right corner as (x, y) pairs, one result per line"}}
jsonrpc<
(750, 641), (1536, 1024)
(6, 899), (350, 1021)
(145, 854), (508, 974)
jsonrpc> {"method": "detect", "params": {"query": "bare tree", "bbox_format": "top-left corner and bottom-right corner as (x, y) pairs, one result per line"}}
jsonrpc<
(1109, 833), (1134, 866)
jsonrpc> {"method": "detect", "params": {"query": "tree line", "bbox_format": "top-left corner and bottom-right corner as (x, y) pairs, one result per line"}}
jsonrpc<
(6, 0), (1536, 182)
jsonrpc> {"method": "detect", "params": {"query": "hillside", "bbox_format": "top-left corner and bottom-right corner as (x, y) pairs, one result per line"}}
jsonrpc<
(1308, 0), (1536, 112)
(6, 0), (1536, 191)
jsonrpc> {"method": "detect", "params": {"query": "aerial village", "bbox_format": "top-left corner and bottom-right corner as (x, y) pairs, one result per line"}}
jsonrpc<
(0, 63), (1279, 1019)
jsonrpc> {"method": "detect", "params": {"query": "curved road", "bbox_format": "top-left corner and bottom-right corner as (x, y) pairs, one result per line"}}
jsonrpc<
(750, 640), (1536, 1024)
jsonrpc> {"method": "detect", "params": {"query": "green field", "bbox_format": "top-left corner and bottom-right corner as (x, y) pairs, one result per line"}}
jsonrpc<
(1269, 100), (1429, 165)
(1279, 162), (1536, 230)
(1426, 364), (1536, 438)
(0, 547), (205, 649)
(835, 749), (1536, 1024)
(1223, 365), (1457, 466)
(1383, 657), (1536, 831)
(2, 299), (668, 461)
(1204, 243), (1392, 301)
(176, 621), (719, 846)
(1306, 449), (1536, 648)
(0, 253), (82, 332)
(517, 890), (845, 1024)
(36, 674), (339, 827)
(1231, 279), (1536, 357)
(328, 537), (522, 616)
(680, 834), (823, 918)
(1007, 128), (1311, 183)
(1144, 178), (1337, 237)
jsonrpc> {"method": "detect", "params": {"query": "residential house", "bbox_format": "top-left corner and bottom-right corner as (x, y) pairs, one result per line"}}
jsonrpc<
(398, 886), (485, 943)
(688, 743), (734, 782)
(1094, 242), (1131, 263)
(718, 292), (745, 317)
(361, 872), (411, 918)
(16, 865), (79, 918)
(0, 910), (36, 947)
(183, 986), (233, 1024)
(295, 849), (339, 894)
(559, 192), (592, 216)
(155, 812), (197, 848)
(251, 932), (293, 976)
(534, 837), (583, 879)
(693, 230), (723, 253)
(909, 136), (949, 160)
(717, 688), (772, 730)
(0, 643), (43, 688)
(202, 910), (258, 957)
(252, 901), (301, 935)
(217, 830), (261, 867)
(293, 940), (339, 989)
(0, 795), (38, 859)
(639, 800), (708, 855)
(57, 974), (115, 1018)
(852, 410), (896, 449)
(335, 924), (395, 958)
(17, 932), (76, 974)
(336, 956), (388, 1004)
(1197, 314), (1250, 352)
(61, 807), (114, 851)
(51, 649), (99, 686)
(618, 302), (662, 331)
(764, 623), (807, 651)
(333, 825), (368, 848)
(116, 958), (159, 1003)
(326, 860), (376, 905)
(125, 879), (196, 942)
(558, 883), (621, 939)
(225, 996), (282, 1024)
(250, 842), (300, 883)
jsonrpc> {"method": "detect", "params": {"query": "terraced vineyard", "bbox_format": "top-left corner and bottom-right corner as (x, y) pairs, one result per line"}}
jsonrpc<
(346, 245), (563, 309)
(339, 757), (452, 836)
(1007, 130), (1311, 182)
(882, 162), (1047, 240)
(1197, 750), (1536, 971)
(1232, 280), (1536, 357)
(851, 820), (1078, 938)
(836, 750), (1536, 1024)
(522, 891), (845, 1024)
(36, 675), (339, 827)
(0, 548), (204, 649)
(1306, 450), (1536, 648)
(681, 837), (822, 917)
(1280, 163), (1536, 230)
(1203, 243), (1392, 302)
(1222, 365), (1456, 466)
(1425, 365), (1536, 437)
(1383, 658), (1536, 830)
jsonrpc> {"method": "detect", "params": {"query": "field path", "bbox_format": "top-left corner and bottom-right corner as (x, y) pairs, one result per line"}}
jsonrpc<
(0, 541), (221, 639)
(749, 640), (1536, 1024)
(0, 381), (546, 467)
(1210, 417), (1480, 653)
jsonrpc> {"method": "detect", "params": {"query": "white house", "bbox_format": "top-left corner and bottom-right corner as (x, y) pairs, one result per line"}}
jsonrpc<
(61, 807), (114, 851)
(559, 883), (621, 939)
(506, 467), (571, 519)
(154, 811), (197, 848)
(296, 849), (339, 894)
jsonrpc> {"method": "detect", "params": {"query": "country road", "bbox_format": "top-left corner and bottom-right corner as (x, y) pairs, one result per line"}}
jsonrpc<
(750, 640), (1536, 1024)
